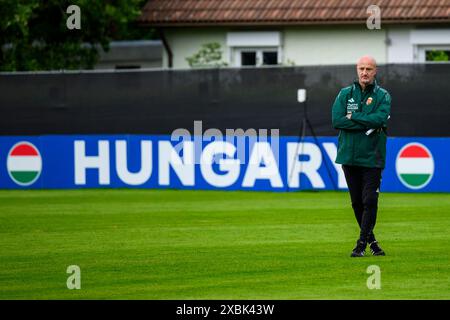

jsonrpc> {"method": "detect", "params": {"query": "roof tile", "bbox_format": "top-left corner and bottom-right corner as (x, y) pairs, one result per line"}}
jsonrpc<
(140, 0), (450, 25)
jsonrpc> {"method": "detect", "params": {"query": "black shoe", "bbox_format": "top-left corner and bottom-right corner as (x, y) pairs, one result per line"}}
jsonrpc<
(369, 241), (386, 256)
(350, 240), (367, 257)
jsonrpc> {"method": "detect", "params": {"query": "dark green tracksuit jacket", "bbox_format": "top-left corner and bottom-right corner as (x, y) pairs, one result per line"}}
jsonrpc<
(332, 80), (391, 169)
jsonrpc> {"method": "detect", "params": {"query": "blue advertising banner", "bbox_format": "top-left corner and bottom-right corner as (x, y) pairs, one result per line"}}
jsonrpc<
(0, 135), (448, 192)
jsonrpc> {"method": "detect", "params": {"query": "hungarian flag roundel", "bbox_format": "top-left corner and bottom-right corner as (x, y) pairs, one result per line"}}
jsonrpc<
(7, 142), (42, 186)
(396, 143), (434, 190)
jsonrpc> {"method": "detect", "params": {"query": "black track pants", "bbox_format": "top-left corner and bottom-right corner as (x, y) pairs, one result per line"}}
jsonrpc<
(342, 165), (382, 243)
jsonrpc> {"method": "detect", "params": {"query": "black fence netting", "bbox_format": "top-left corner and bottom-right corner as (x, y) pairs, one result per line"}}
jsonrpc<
(0, 64), (449, 137)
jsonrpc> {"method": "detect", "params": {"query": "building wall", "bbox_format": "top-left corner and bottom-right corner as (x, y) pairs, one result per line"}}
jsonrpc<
(164, 26), (388, 69)
(162, 26), (450, 69)
(163, 28), (227, 69)
(283, 26), (387, 66)
(386, 26), (415, 63)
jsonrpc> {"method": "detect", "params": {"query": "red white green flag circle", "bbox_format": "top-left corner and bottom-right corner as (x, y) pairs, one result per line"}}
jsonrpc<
(396, 143), (434, 190)
(7, 142), (42, 186)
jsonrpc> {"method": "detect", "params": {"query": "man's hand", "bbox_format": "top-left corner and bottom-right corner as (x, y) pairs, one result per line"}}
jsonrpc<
(346, 113), (352, 119)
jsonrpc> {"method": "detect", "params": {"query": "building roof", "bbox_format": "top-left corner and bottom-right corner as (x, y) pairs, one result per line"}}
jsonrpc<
(98, 41), (162, 62)
(139, 0), (450, 26)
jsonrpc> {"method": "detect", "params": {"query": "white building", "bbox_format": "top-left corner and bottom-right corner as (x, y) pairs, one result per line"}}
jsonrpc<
(139, 0), (450, 69)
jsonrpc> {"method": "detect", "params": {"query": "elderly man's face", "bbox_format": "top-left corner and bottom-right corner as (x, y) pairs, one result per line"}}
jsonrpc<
(357, 59), (377, 87)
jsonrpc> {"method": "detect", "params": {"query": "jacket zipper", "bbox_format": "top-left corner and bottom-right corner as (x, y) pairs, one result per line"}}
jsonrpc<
(352, 87), (368, 165)
(352, 89), (366, 165)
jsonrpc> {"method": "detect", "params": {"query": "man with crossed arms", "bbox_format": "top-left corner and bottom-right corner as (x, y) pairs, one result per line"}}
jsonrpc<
(332, 55), (391, 257)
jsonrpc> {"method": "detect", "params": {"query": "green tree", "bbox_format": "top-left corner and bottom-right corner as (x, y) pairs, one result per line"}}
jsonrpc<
(0, 0), (156, 71)
(186, 42), (228, 68)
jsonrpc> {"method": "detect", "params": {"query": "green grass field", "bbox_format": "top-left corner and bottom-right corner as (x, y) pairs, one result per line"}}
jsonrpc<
(0, 190), (449, 299)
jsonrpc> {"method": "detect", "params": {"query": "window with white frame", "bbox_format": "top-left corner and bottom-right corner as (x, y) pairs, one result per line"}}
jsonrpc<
(419, 46), (450, 63)
(235, 47), (279, 67)
(226, 32), (282, 67)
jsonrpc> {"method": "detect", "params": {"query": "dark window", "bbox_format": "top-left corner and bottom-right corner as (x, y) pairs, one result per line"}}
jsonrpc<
(241, 52), (256, 66)
(263, 52), (278, 65)
(115, 65), (141, 70)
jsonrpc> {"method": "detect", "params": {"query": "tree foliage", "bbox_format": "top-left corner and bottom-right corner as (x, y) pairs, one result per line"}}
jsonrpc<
(0, 0), (155, 71)
(426, 50), (449, 62)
